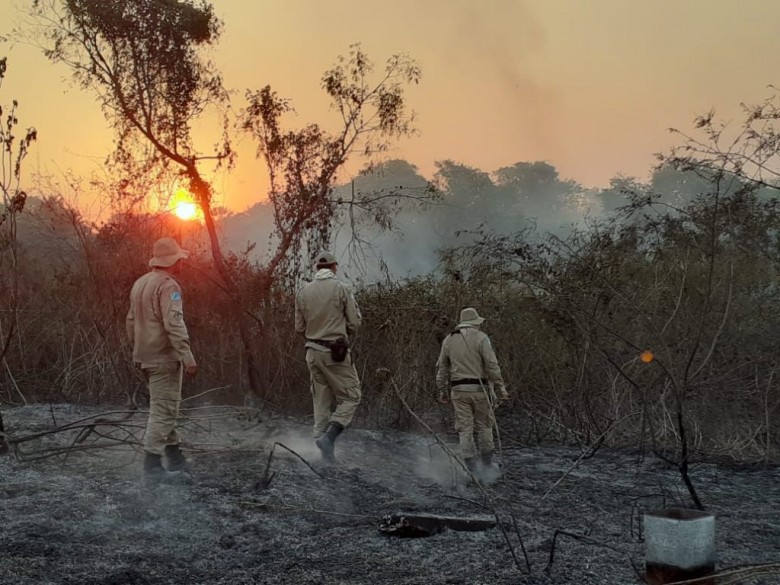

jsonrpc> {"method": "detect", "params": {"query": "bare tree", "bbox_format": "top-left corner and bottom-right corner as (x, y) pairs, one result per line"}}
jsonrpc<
(0, 56), (38, 454)
(666, 90), (780, 196)
(241, 44), (425, 291)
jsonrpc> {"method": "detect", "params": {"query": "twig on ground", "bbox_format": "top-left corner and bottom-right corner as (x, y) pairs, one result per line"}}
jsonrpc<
(181, 386), (231, 403)
(258, 443), (277, 489)
(534, 411), (642, 510)
(238, 501), (375, 521)
(272, 441), (331, 482)
(511, 514), (532, 573)
(75, 418), (144, 445)
(187, 447), (266, 455)
(443, 496), (531, 573)
(545, 529), (632, 573)
(178, 405), (263, 414)
(4, 359), (26, 405)
(443, 494), (490, 510)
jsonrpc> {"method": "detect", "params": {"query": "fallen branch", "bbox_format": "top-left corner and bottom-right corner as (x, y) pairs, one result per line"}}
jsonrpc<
(10, 411), (147, 445)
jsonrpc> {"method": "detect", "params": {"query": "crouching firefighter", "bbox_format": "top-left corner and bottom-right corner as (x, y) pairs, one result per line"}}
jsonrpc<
(127, 237), (198, 481)
(436, 308), (509, 479)
(294, 251), (362, 463)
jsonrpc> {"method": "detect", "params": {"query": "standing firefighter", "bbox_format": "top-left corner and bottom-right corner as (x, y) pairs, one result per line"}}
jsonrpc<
(436, 307), (509, 478)
(127, 237), (198, 479)
(295, 251), (362, 463)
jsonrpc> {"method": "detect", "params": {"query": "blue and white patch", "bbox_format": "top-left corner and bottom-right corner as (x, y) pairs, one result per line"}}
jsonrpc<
(170, 291), (182, 302)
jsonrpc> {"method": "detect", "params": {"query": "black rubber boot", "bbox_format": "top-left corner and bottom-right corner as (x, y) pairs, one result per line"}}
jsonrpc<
(481, 450), (493, 468)
(143, 452), (166, 478)
(464, 457), (478, 475)
(144, 451), (192, 485)
(164, 444), (191, 472)
(315, 422), (344, 463)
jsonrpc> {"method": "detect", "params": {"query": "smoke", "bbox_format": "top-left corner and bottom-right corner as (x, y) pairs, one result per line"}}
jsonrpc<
(405, 0), (560, 164)
(259, 422), (322, 461)
(219, 157), (595, 282)
(452, 1), (560, 158)
(411, 440), (468, 489)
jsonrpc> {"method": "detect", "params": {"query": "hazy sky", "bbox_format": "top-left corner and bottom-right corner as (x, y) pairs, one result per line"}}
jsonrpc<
(2, 0), (779, 214)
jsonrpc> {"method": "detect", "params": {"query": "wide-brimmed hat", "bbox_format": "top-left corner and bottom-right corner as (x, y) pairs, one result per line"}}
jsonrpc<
(149, 237), (190, 268)
(459, 307), (485, 326)
(315, 251), (338, 267)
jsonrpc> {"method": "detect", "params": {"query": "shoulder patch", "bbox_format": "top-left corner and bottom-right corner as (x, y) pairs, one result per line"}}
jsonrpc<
(170, 291), (182, 301)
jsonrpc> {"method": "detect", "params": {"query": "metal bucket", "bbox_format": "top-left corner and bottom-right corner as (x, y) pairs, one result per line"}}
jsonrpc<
(644, 508), (715, 584)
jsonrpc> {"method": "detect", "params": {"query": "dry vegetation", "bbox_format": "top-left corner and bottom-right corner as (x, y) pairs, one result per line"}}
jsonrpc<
(2, 180), (780, 470)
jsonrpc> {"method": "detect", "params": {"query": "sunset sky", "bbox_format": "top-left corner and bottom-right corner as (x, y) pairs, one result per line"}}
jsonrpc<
(1, 0), (779, 215)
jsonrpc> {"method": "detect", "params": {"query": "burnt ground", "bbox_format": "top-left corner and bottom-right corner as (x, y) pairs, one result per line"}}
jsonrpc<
(1, 405), (779, 585)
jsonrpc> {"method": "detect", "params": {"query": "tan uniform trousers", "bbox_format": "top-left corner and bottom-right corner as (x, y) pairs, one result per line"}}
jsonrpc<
(306, 348), (361, 437)
(143, 362), (183, 455)
(451, 388), (495, 459)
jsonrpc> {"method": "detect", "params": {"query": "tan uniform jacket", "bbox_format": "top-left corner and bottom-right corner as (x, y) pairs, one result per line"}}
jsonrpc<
(436, 326), (505, 392)
(295, 270), (361, 350)
(126, 269), (195, 367)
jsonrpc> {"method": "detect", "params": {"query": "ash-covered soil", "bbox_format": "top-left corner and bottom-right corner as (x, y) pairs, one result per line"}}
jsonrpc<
(1, 404), (779, 585)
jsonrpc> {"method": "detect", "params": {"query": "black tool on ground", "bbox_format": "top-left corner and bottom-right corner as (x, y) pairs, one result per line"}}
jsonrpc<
(380, 512), (496, 538)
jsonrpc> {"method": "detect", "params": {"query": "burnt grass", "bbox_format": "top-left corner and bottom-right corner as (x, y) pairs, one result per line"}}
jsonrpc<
(1, 405), (779, 585)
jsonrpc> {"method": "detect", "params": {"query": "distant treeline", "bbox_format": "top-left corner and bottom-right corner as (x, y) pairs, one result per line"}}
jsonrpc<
(221, 159), (780, 279)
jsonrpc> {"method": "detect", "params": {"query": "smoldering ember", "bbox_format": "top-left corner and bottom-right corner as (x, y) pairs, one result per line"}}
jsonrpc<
(3, 1), (780, 584)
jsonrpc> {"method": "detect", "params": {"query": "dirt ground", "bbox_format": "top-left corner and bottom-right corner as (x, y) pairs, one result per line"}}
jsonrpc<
(1, 404), (779, 585)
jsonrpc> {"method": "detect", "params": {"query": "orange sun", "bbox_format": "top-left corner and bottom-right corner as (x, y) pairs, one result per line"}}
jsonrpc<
(174, 201), (198, 221)
(171, 189), (200, 221)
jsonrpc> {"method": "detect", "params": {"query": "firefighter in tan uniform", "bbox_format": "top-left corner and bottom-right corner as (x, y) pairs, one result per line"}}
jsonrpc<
(295, 251), (361, 463)
(436, 307), (509, 477)
(126, 237), (197, 479)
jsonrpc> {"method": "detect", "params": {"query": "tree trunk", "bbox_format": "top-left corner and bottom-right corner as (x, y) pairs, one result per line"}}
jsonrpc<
(188, 169), (265, 400)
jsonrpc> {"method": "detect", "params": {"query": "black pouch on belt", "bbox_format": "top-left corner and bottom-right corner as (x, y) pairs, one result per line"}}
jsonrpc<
(329, 337), (349, 362)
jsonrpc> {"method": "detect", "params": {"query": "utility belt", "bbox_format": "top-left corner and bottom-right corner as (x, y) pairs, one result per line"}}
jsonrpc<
(451, 378), (488, 388)
(308, 337), (349, 363)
